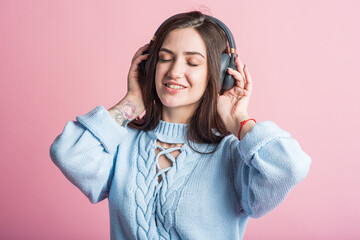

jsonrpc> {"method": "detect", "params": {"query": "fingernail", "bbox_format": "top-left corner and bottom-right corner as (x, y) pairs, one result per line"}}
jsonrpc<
(244, 64), (247, 70)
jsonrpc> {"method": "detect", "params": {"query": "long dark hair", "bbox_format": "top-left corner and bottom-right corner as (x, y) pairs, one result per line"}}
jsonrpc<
(129, 11), (231, 150)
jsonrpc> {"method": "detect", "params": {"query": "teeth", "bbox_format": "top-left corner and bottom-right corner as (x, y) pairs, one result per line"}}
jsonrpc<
(166, 84), (185, 89)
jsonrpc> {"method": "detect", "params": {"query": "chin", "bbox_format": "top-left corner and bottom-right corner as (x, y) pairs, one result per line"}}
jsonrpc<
(161, 100), (182, 108)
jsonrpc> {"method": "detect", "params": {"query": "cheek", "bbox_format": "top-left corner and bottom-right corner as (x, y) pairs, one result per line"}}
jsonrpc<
(190, 69), (208, 89)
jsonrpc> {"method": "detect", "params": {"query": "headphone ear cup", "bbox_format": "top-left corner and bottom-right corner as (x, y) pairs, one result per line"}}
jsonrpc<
(139, 59), (146, 75)
(220, 53), (230, 90)
(138, 48), (150, 75)
(222, 71), (235, 92)
(221, 53), (236, 93)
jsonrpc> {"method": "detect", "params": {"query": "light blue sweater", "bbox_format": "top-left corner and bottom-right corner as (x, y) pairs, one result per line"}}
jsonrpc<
(49, 105), (311, 240)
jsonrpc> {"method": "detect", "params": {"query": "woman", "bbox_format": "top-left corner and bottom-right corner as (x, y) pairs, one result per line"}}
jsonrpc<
(50, 11), (311, 240)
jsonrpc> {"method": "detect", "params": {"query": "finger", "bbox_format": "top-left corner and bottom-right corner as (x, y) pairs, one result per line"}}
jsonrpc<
(227, 67), (245, 89)
(233, 84), (245, 96)
(132, 44), (150, 64)
(235, 55), (245, 80)
(234, 88), (248, 97)
(132, 44), (149, 63)
(228, 67), (245, 89)
(130, 53), (149, 73)
(243, 65), (253, 93)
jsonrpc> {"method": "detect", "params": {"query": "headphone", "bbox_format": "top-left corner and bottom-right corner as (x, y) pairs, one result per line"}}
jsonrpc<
(139, 13), (237, 93)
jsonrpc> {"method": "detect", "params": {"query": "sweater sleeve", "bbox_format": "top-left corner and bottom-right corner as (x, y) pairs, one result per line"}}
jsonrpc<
(231, 120), (311, 218)
(49, 105), (128, 204)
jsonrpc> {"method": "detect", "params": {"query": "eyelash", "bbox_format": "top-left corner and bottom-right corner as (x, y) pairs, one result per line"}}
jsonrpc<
(159, 59), (199, 67)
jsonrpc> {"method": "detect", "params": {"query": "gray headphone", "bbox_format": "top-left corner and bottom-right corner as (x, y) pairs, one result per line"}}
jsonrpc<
(139, 13), (237, 93)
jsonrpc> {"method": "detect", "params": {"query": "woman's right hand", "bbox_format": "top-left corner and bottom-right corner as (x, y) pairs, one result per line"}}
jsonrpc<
(108, 44), (149, 126)
(127, 44), (150, 101)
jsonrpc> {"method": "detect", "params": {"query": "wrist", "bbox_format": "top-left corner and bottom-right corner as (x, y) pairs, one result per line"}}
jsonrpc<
(234, 113), (249, 131)
(226, 113), (250, 136)
(235, 113), (250, 124)
(237, 117), (256, 141)
(108, 95), (145, 126)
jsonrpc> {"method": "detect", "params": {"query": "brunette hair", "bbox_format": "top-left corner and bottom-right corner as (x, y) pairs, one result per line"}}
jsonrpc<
(129, 11), (231, 150)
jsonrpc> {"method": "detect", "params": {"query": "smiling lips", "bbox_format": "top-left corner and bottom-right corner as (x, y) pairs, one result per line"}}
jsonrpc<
(165, 83), (186, 89)
(163, 81), (187, 90)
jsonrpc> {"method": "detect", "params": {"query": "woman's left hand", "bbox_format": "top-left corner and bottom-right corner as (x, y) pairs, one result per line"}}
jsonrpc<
(217, 55), (253, 135)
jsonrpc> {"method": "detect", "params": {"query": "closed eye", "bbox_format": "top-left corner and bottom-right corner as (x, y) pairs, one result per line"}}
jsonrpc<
(159, 58), (199, 67)
(159, 59), (172, 62)
(188, 62), (199, 67)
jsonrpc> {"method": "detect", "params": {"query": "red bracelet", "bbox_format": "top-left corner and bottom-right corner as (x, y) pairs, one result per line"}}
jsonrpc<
(238, 118), (256, 140)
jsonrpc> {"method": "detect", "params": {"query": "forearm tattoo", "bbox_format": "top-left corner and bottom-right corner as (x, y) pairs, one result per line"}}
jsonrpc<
(112, 101), (137, 126)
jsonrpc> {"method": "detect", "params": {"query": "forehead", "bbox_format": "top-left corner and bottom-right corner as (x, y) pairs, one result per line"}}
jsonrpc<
(160, 28), (207, 55)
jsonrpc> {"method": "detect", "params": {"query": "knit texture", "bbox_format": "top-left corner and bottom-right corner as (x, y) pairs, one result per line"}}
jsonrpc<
(50, 105), (311, 240)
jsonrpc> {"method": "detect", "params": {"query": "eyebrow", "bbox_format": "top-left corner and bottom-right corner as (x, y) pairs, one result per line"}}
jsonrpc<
(159, 48), (205, 59)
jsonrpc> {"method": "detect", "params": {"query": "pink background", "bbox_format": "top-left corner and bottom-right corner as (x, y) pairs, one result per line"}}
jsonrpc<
(1, 0), (359, 239)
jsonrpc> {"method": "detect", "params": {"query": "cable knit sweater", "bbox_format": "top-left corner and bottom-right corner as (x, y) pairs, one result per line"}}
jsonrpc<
(49, 105), (311, 240)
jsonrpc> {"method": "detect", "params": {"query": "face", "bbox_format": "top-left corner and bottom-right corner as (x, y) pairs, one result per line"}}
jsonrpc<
(155, 28), (208, 120)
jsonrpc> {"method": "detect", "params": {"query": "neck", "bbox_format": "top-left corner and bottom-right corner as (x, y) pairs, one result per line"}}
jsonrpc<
(161, 106), (195, 124)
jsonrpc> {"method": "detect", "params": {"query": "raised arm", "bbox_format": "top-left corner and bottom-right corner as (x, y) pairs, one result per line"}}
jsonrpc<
(50, 105), (128, 203)
(231, 121), (312, 218)
(108, 43), (150, 126)
(49, 44), (150, 203)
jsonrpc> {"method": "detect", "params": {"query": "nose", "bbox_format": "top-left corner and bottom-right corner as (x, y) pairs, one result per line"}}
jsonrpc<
(167, 59), (184, 79)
